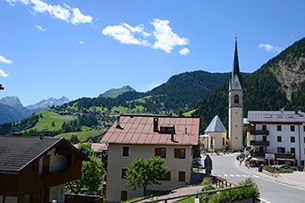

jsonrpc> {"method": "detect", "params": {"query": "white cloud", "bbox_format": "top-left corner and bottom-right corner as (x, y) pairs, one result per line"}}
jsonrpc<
(102, 23), (150, 46)
(35, 25), (47, 31)
(31, 0), (70, 22)
(79, 41), (84, 44)
(179, 47), (190, 56)
(258, 43), (283, 53)
(6, 0), (30, 6)
(71, 8), (93, 24)
(0, 55), (13, 64)
(102, 19), (190, 54)
(0, 69), (9, 77)
(151, 19), (189, 53)
(7, 0), (93, 25)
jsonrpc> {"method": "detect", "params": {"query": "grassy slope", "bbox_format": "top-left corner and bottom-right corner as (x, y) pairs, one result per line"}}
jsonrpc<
(29, 110), (74, 131)
(28, 110), (100, 142)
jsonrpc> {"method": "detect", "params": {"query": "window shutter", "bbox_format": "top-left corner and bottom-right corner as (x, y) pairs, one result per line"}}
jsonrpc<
(174, 149), (179, 158)
(155, 148), (161, 156)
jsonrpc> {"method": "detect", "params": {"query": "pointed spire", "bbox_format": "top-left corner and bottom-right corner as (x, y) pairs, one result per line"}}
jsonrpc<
(232, 36), (240, 77)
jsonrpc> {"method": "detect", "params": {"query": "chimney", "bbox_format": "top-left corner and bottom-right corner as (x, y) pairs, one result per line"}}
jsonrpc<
(171, 133), (175, 142)
(153, 118), (159, 132)
(116, 116), (121, 128)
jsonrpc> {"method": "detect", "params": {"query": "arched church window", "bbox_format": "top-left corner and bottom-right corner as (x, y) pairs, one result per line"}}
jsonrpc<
(234, 94), (239, 104)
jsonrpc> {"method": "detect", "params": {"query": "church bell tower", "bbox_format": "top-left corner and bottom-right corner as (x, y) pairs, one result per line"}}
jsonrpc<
(228, 38), (243, 150)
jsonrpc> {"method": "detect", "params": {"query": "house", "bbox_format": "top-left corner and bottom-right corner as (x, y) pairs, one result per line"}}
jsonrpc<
(201, 115), (228, 151)
(0, 136), (88, 203)
(247, 110), (305, 168)
(100, 115), (200, 203)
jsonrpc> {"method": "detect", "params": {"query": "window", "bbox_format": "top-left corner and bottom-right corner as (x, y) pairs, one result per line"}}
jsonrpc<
(121, 168), (127, 179)
(120, 191), (128, 201)
(277, 125), (282, 131)
(303, 126), (305, 132)
(155, 148), (166, 158)
(174, 148), (186, 159)
(290, 125), (295, 132)
(291, 136), (295, 143)
(277, 136), (282, 142)
(277, 147), (285, 153)
(178, 171), (186, 182)
(122, 146), (129, 157)
(262, 125), (267, 131)
(234, 94), (239, 104)
(304, 137), (305, 143)
(160, 171), (171, 181)
(291, 147), (295, 155)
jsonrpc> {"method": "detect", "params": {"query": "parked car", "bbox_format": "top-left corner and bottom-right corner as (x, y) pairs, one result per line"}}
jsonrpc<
(279, 164), (298, 171)
(192, 158), (203, 168)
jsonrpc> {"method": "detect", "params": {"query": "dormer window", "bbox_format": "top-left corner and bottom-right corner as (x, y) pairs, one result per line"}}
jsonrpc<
(160, 126), (175, 134)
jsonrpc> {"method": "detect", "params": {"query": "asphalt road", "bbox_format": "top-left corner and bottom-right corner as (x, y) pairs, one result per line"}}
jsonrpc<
(204, 153), (305, 203)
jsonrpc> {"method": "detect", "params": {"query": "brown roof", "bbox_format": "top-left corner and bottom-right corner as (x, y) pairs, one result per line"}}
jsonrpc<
(74, 143), (108, 153)
(101, 115), (200, 146)
(0, 136), (88, 173)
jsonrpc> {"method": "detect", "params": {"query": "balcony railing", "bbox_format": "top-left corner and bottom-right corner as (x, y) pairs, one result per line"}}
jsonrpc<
(249, 130), (269, 136)
(275, 153), (295, 160)
(249, 140), (270, 146)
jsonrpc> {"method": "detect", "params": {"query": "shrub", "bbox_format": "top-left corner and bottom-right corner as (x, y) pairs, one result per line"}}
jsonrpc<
(206, 178), (259, 203)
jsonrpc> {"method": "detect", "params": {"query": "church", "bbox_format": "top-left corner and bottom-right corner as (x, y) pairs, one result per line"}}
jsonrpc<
(202, 38), (244, 151)
(228, 38), (244, 150)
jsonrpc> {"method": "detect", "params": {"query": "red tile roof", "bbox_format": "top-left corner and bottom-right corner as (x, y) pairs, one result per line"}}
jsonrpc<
(101, 115), (200, 146)
(74, 143), (108, 153)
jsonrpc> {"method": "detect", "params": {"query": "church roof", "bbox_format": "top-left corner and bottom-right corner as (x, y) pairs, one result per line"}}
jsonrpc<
(229, 38), (242, 90)
(204, 115), (227, 133)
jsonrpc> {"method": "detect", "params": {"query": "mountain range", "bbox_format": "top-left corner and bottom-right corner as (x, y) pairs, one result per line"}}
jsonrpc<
(1, 37), (305, 128)
(0, 96), (69, 124)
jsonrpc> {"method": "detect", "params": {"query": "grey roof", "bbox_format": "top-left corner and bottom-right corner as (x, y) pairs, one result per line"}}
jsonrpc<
(247, 110), (305, 123)
(204, 115), (227, 133)
(0, 136), (86, 173)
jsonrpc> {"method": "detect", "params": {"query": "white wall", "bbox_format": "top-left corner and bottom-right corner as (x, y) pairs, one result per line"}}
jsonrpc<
(105, 144), (193, 202)
(252, 123), (305, 166)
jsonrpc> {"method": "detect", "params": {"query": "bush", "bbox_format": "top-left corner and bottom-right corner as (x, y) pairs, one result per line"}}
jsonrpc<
(206, 178), (259, 203)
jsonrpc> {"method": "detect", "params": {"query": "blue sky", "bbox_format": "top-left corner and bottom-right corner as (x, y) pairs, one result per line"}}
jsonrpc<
(0, 0), (304, 106)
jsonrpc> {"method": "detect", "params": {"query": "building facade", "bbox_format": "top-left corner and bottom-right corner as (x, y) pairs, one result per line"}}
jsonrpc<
(101, 115), (200, 203)
(0, 136), (88, 203)
(201, 115), (228, 151)
(247, 110), (305, 168)
(228, 38), (243, 150)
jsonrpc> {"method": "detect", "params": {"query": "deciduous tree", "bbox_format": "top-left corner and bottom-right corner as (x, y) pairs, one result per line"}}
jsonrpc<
(125, 156), (167, 196)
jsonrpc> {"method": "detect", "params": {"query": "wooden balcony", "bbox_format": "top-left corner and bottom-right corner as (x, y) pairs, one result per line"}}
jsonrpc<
(249, 130), (269, 136)
(249, 140), (270, 146)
